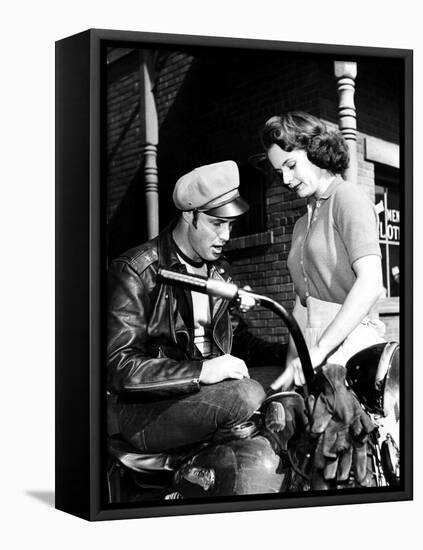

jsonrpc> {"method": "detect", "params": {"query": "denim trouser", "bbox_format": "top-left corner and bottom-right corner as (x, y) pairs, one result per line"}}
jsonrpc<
(118, 378), (266, 453)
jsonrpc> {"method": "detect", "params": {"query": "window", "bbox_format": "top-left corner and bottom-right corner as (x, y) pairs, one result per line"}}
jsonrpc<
(374, 165), (400, 298)
(230, 162), (267, 238)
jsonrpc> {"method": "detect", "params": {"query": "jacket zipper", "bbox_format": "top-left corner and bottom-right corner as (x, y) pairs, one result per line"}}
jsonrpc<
(210, 266), (232, 353)
(167, 285), (178, 345)
(127, 378), (199, 391)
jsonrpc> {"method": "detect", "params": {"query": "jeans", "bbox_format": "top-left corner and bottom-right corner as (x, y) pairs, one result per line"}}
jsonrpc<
(118, 378), (266, 453)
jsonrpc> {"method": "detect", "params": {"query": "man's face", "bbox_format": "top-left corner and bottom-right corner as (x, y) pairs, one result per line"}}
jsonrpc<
(186, 212), (235, 262)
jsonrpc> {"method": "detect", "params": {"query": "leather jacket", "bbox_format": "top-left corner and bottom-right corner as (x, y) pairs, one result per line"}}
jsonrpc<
(108, 223), (286, 401)
(108, 223), (236, 400)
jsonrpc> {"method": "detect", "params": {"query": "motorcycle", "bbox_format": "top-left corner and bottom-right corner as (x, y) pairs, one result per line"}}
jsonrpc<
(106, 269), (400, 503)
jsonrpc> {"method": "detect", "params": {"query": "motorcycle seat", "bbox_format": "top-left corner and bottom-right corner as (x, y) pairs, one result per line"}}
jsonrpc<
(108, 435), (174, 473)
(108, 435), (207, 475)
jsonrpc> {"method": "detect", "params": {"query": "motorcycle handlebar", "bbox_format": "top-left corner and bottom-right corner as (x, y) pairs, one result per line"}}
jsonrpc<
(157, 269), (239, 300)
(157, 268), (314, 394)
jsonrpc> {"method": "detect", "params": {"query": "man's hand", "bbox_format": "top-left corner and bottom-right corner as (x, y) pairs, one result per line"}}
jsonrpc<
(238, 286), (256, 314)
(199, 354), (250, 385)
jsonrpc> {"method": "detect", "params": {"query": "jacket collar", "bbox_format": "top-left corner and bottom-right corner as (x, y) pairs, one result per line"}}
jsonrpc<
(157, 220), (181, 269)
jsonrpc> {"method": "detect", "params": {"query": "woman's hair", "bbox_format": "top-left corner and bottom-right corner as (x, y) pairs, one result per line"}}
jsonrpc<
(260, 111), (349, 174)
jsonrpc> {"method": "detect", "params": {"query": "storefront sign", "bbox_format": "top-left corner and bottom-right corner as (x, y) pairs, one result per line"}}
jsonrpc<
(379, 208), (400, 242)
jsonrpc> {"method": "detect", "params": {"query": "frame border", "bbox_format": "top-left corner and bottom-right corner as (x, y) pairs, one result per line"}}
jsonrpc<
(55, 28), (413, 521)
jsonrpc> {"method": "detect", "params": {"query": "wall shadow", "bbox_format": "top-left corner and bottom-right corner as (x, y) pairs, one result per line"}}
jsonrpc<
(25, 490), (55, 508)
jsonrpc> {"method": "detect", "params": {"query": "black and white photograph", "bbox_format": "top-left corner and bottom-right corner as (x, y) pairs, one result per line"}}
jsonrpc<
(4, 0), (421, 547)
(102, 34), (409, 512)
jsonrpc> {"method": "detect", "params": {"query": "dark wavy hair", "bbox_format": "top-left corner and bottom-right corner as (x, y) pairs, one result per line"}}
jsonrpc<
(260, 111), (349, 174)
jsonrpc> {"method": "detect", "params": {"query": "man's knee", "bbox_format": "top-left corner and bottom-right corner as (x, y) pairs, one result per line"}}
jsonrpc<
(229, 377), (266, 419)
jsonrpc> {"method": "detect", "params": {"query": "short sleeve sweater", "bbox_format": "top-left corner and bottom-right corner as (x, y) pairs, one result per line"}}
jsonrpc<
(287, 177), (381, 305)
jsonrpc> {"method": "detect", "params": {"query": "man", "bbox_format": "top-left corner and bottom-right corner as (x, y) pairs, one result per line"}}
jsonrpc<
(108, 160), (286, 453)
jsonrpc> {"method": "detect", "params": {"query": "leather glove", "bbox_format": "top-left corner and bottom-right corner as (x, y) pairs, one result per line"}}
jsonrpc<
(308, 364), (376, 487)
(262, 391), (309, 451)
(312, 428), (371, 488)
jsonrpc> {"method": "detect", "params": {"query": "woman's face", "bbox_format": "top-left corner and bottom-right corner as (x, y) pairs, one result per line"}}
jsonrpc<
(267, 144), (326, 199)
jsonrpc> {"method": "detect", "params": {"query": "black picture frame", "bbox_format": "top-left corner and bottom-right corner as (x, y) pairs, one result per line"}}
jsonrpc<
(55, 28), (413, 521)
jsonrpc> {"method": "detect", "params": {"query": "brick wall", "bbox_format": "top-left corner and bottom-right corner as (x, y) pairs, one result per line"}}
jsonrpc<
(149, 49), (327, 342)
(155, 49), (324, 226)
(106, 46), (401, 343)
(107, 49), (143, 221)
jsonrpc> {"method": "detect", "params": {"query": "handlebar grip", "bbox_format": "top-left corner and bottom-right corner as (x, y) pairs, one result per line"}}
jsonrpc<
(206, 279), (239, 300)
(158, 268), (239, 300)
(158, 268), (208, 292)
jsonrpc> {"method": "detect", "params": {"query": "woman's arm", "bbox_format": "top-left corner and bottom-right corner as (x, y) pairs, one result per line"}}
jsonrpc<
(314, 183), (385, 362)
(271, 254), (384, 390)
(315, 254), (384, 358)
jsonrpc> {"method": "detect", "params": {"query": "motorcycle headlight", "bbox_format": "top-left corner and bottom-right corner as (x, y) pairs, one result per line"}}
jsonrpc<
(346, 342), (399, 417)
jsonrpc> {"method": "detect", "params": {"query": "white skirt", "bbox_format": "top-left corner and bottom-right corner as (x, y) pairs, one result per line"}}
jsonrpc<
(294, 297), (399, 450)
(293, 296), (386, 367)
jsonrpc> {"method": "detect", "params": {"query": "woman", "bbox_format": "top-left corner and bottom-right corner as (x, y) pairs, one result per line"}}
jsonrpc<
(261, 111), (386, 390)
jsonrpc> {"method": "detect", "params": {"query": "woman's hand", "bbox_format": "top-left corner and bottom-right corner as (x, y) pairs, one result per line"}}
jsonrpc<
(270, 344), (329, 391)
(270, 360), (303, 391)
(307, 344), (330, 370)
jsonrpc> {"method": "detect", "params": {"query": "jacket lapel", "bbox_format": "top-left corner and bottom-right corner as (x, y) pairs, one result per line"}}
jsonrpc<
(157, 223), (194, 354)
(157, 224), (232, 356)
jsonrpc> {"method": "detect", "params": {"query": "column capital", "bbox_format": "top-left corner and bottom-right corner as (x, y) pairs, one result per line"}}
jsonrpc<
(334, 61), (358, 184)
(139, 51), (160, 238)
(334, 61), (357, 80)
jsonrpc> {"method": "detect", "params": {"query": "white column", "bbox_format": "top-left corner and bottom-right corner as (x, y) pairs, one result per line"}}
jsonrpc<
(334, 61), (358, 185)
(139, 50), (159, 239)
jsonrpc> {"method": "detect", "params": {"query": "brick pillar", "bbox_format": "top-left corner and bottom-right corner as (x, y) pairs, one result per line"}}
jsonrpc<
(334, 61), (358, 184)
